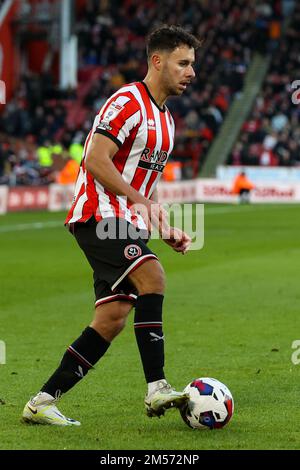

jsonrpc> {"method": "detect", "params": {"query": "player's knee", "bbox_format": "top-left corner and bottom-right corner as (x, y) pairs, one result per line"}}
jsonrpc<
(137, 262), (166, 295)
(92, 301), (132, 340)
(150, 268), (165, 294)
(109, 304), (133, 336)
(110, 316), (126, 336)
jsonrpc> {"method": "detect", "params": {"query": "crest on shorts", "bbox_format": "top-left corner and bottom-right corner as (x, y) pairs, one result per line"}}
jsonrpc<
(124, 244), (142, 260)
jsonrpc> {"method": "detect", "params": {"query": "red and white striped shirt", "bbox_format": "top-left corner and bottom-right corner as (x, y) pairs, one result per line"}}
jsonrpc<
(65, 81), (175, 229)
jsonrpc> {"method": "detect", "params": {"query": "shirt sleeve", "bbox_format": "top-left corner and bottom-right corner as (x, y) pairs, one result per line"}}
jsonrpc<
(94, 94), (141, 148)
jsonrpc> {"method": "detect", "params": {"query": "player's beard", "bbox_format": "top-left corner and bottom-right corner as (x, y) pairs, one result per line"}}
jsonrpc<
(161, 64), (183, 97)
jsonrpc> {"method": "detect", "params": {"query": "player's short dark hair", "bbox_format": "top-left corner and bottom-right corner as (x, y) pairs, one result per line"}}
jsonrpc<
(146, 25), (202, 58)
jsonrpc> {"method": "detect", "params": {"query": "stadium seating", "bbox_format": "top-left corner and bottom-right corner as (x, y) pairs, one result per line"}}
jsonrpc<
(227, 1), (300, 167)
(0, 0), (295, 185)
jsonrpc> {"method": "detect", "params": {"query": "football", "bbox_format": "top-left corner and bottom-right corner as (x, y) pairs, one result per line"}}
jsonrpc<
(180, 377), (234, 430)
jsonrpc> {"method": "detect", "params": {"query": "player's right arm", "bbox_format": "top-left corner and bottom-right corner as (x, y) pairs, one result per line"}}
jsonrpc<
(86, 133), (150, 209)
(86, 135), (190, 252)
(86, 94), (169, 232)
(149, 187), (191, 254)
(86, 133), (169, 233)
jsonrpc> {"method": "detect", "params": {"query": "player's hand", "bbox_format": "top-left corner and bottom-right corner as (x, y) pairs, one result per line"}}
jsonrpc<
(163, 227), (192, 254)
(131, 200), (169, 234)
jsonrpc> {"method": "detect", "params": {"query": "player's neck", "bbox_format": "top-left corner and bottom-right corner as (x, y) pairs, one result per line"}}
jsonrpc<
(143, 76), (167, 109)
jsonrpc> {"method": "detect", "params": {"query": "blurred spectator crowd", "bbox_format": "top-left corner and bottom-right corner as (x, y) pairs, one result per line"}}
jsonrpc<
(228, 0), (300, 167)
(0, 0), (295, 186)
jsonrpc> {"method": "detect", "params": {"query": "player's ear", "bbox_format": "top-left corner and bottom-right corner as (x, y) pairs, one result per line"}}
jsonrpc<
(151, 53), (162, 71)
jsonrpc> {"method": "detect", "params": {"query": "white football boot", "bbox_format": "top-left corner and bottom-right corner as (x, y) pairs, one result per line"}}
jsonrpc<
(22, 392), (81, 426)
(145, 380), (189, 417)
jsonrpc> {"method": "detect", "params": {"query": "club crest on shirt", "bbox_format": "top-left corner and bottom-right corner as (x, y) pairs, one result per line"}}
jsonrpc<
(124, 244), (142, 260)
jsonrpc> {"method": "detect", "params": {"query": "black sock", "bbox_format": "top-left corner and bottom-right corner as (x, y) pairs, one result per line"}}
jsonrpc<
(134, 293), (165, 383)
(41, 326), (110, 397)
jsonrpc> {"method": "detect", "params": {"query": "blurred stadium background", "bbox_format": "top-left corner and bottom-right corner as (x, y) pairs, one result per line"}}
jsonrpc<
(0, 0), (300, 211)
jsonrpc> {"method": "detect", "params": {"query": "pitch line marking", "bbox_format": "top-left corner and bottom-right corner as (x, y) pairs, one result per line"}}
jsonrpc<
(0, 221), (62, 233)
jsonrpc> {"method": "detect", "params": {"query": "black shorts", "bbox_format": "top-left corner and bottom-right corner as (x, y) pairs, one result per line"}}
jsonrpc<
(71, 217), (158, 307)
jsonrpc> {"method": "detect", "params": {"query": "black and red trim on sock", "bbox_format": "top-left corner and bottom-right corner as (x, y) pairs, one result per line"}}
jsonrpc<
(41, 326), (110, 397)
(134, 293), (165, 383)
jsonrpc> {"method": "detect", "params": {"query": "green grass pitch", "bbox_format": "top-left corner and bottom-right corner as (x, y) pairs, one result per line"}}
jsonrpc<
(0, 204), (300, 450)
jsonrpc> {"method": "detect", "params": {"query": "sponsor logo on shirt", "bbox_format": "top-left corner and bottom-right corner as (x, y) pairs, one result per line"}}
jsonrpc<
(147, 118), (156, 130)
(138, 147), (168, 172)
(102, 101), (124, 124)
(97, 121), (113, 131)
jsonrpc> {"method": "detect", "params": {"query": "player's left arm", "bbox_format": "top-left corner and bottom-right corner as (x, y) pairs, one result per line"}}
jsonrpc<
(164, 226), (192, 255)
(150, 189), (191, 255)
